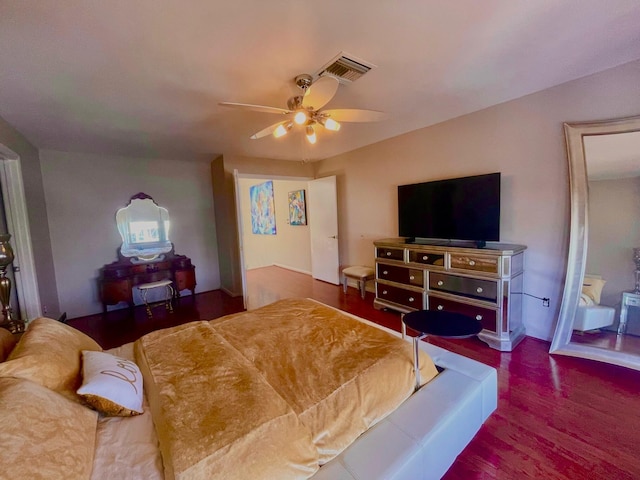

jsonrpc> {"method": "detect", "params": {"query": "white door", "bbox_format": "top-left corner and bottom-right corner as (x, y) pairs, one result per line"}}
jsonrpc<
(0, 147), (41, 322)
(233, 169), (248, 309)
(308, 176), (339, 284)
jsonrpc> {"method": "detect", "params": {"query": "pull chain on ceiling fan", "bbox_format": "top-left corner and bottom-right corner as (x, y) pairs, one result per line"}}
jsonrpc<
(219, 74), (385, 144)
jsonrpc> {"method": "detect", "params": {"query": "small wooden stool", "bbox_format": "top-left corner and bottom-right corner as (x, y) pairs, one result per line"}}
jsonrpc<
(341, 266), (375, 299)
(137, 279), (174, 317)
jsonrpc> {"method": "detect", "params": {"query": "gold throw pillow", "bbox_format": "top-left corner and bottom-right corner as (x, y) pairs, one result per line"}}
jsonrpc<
(0, 377), (98, 480)
(0, 317), (101, 399)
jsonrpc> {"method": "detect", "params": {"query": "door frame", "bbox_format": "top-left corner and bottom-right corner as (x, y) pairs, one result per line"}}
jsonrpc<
(234, 173), (314, 306)
(0, 144), (42, 321)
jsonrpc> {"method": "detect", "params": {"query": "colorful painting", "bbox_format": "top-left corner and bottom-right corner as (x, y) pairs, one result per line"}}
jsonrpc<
(250, 181), (277, 235)
(288, 189), (307, 226)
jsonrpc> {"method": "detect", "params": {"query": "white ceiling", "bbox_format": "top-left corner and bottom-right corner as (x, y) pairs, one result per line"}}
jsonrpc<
(1, 1), (639, 162)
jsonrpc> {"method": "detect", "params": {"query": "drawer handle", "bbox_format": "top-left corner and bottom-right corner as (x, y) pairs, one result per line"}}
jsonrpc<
(409, 275), (415, 280)
(408, 297), (415, 302)
(437, 305), (444, 311)
(476, 287), (483, 293)
(469, 260), (476, 266)
(386, 252), (392, 256)
(476, 315), (483, 321)
(383, 270), (388, 275)
(382, 290), (388, 295)
(437, 280), (444, 286)
(422, 255), (429, 261)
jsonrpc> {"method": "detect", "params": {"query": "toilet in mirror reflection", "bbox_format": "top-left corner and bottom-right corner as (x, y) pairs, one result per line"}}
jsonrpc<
(571, 131), (640, 352)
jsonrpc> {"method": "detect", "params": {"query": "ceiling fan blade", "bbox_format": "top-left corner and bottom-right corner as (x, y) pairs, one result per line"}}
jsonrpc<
(322, 109), (386, 122)
(219, 102), (290, 115)
(250, 121), (287, 140)
(302, 76), (339, 110)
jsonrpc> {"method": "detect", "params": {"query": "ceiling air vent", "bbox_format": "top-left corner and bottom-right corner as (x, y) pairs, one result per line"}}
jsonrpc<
(315, 52), (375, 84)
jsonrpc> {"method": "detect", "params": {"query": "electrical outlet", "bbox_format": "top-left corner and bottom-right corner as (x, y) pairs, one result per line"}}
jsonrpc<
(543, 298), (550, 308)
(43, 305), (48, 315)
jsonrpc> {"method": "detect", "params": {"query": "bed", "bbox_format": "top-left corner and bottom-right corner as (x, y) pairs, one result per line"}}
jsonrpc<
(0, 298), (497, 480)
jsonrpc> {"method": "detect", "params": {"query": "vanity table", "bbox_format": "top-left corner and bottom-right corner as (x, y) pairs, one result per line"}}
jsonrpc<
(100, 254), (196, 312)
(99, 193), (197, 312)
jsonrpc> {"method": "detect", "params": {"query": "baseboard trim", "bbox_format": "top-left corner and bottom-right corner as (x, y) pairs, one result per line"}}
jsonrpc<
(272, 264), (312, 276)
(220, 286), (243, 297)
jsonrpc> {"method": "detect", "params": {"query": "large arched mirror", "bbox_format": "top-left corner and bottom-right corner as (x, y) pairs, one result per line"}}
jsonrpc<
(551, 116), (640, 370)
(116, 193), (172, 261)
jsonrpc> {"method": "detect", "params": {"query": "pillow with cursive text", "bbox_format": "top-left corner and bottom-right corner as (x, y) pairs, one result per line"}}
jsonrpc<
(77, 350), (143, 416)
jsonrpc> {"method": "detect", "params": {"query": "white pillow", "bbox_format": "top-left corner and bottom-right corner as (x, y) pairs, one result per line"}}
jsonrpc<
(77, 350), (143, 416)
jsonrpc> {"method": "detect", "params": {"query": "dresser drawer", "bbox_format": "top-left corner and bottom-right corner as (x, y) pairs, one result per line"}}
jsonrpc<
(377, 284), (423, 309)
(429, 272), (497, 302)
(101, 279), (133, 304)
(376, 247), (404, 261)
(133, 271), (170, 284)
(408, 250), (445, 267)
(175, 268), (196, 292)
(377, 264), (423, 287)
(450, 254), (499, 274)
(428, 296), (497, 333)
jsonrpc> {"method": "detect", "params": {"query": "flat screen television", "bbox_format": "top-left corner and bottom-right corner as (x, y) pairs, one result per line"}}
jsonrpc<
(397, 172), (500, 247)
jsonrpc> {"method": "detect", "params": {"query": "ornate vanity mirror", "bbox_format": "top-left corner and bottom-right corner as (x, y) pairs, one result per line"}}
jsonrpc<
(116, 193), (172, 261)
(551, 115), (640, 370)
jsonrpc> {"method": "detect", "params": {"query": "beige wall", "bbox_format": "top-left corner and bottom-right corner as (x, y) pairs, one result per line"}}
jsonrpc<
(41, 150), (220, 318)
(314, 59), (640, 341)
(0, 115), (59, 317)
(238, 177), (311, 272)
(587, 177), (640, 307)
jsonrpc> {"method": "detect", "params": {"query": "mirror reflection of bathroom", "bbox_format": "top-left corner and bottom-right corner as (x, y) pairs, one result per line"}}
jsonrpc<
(571, 131), (640, 355)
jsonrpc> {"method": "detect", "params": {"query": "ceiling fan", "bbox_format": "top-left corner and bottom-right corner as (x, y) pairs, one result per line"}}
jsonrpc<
(219, 74), (385, 144)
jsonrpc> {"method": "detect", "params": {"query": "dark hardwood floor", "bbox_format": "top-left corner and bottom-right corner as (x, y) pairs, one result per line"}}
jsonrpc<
(69, 290), (244, 349)
(70, 266), (640, 479)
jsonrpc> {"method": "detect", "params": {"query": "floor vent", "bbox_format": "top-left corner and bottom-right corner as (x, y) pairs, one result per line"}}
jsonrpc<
(315, 52), (375, 84)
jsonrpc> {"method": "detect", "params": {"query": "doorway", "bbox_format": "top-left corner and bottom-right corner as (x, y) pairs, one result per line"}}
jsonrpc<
(234, 174), (339, 309)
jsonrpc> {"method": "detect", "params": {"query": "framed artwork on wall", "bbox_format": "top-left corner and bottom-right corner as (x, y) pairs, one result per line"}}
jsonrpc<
(250, 180), (277, 235)
(288, 189), (307, 226)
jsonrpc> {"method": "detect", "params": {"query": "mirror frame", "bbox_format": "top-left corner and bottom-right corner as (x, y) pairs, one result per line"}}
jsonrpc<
(550, 115), (640, 370)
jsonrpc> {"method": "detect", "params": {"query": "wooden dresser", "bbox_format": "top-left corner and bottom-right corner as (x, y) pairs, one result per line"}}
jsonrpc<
(373, 238), (526, 351)
(100, 252), (196, 312)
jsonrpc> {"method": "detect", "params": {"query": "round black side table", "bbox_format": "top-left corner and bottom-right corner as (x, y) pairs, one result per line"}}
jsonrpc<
(402, 309), (482, 390)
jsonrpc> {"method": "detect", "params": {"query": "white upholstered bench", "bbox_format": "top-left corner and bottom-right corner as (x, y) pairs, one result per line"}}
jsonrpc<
(342, 266), (375, 299)
(137, 279), (174, 317)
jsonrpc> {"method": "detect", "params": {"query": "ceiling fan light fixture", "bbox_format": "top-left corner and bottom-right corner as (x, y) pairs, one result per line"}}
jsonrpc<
(320, 117), (341, 131)
(273, 122), (293, 138)
(306, 125), (317, 144)
(294, 111), (308, 125)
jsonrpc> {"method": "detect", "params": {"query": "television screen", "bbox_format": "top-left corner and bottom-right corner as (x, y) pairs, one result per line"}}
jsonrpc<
(397, 173), (500, 243)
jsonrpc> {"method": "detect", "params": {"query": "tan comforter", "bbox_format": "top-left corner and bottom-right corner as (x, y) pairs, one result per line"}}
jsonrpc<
(134, 298), (438, 480)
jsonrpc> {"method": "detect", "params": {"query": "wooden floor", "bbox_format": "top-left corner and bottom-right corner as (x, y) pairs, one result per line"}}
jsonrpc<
(70, 266), (640, 479)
